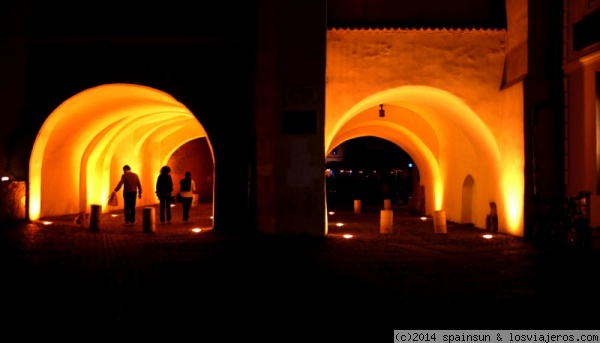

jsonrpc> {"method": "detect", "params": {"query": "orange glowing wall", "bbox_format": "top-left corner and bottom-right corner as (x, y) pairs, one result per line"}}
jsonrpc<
(326, 28), (525, 236)
(29, 83), (213, 220)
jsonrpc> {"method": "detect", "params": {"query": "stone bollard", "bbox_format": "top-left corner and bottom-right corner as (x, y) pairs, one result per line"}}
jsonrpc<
(380, 209), (393, 234)
(354, 199), (361, 214)
(143, 207), (155, 233)
(89, 204), (101, 231)
(383, 198), (391, 210)
(433, 210), (447, 234)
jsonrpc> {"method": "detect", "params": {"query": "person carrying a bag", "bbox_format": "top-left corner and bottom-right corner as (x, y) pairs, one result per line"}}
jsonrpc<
(155, 165), (173, 224)
(178, 171), (196, 222)
(112, 164), (142, 225)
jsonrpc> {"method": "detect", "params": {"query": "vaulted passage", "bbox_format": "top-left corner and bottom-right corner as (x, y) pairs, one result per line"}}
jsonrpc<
(326, 28), (524, 236)
(29, 83), (214, 222)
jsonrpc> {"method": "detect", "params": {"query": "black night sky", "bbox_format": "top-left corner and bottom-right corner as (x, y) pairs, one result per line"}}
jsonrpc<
(343, 136), (412, 169)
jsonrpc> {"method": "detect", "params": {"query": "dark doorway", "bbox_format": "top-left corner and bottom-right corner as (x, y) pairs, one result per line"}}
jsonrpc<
(326, 136), (413, 209)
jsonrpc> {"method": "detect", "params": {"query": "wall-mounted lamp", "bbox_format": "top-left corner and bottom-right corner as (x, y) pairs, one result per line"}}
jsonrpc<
(379, 104), (385, 118)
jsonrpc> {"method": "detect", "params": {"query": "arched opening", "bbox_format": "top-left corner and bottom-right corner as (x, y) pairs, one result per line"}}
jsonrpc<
(166, 137), (214, 205)
(325, 86), (515, 233)
(326, 136), (415, 210)
(29, 83), (214, 225)
(461, 174), (475, 224)
(325, 27), (525, 236)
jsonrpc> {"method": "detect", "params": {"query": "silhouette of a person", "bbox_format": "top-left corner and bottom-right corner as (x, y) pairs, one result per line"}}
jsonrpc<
(155, 165), (173, 224)
(179, 171), (196, 222)
(112, 164), (142, 225)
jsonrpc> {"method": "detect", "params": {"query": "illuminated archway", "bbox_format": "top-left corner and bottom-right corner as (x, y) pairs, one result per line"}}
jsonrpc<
(328, 119), (440, 215)
(325, 85), (522, 235)
(29, 83), (214, 221)
(325, 27), (524, 236)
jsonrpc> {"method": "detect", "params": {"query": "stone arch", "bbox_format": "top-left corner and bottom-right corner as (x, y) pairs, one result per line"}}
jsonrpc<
(328, 121), (440, 216)
(29, 83), (214, 222)
(326, 85), (505, 232)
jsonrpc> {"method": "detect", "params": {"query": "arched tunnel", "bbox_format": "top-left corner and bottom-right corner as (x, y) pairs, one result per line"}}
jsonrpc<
(29, 83), (214, 223)
(326, 86), (524, 236)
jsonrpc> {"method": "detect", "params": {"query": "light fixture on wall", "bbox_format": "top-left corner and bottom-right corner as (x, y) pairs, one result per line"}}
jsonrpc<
(379, 104), (385, 118)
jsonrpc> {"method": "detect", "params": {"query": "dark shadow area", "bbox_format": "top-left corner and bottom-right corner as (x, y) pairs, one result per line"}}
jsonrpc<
(326, 136), (414, 209)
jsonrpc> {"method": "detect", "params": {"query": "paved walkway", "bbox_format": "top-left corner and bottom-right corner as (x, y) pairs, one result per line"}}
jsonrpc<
(1, 203), (599, 338)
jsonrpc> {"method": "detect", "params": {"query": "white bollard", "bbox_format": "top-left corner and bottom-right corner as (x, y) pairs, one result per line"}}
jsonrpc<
(433, 210), (447, 234)
(380, 209), (393, 234)
(354, 199), (361, 214)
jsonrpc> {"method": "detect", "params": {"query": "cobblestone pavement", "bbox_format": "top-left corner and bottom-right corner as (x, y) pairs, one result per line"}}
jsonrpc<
(1, 203), (599, 338)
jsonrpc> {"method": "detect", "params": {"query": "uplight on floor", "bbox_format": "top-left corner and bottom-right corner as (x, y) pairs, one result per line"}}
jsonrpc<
(482, 234), (493, 239)
(336, 223), (344, 227)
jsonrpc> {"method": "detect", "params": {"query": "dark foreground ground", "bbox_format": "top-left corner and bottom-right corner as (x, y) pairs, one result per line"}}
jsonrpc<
(1, 203), (599, 339)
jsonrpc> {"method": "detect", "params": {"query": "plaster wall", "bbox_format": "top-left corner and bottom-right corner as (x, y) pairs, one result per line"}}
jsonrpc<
(326, 28), (507, 140)
(504, 0), (528, 84)
(564, 52), (600, 227)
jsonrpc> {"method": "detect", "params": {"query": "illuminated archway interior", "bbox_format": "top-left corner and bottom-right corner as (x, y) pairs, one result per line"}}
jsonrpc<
(29, 83), (213, 221)
(326, 86), (523, 235)
(326, 28), (524, 236)
(327, 86), (501, 218)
